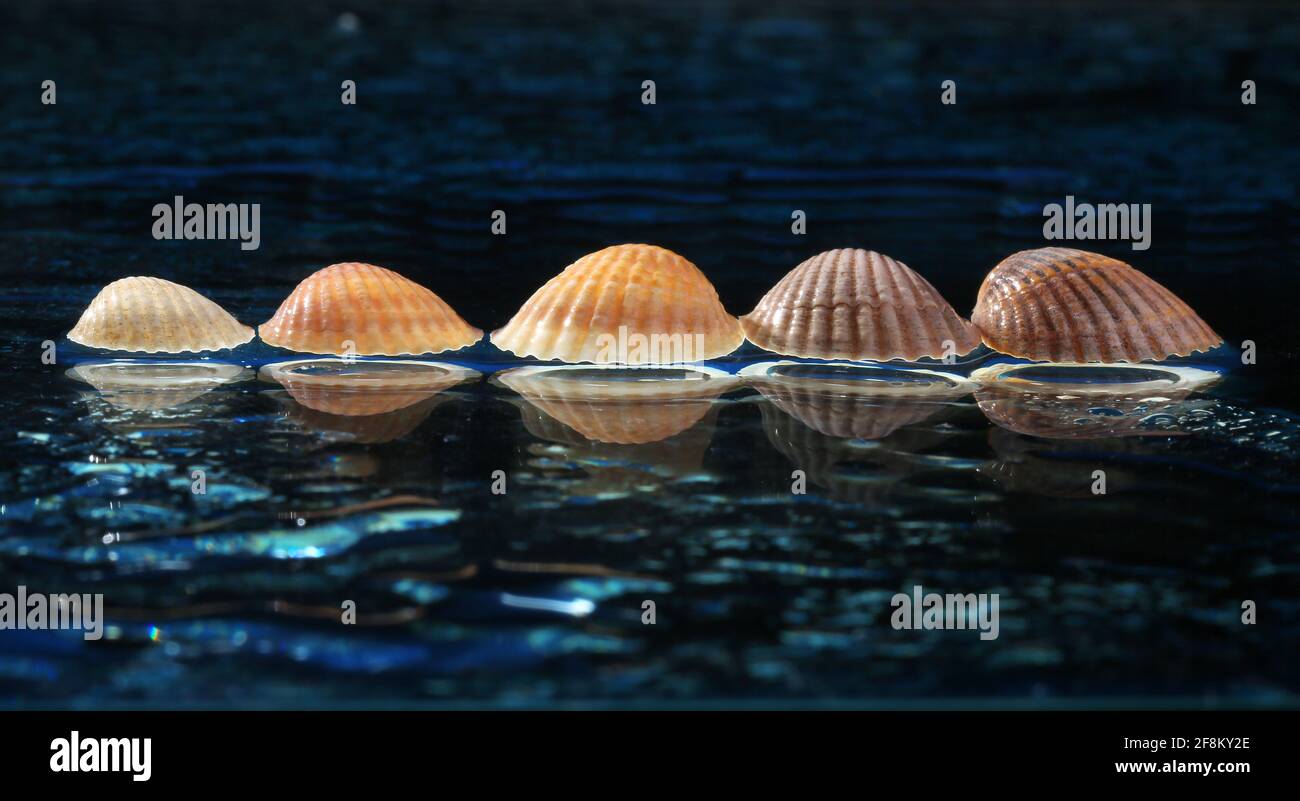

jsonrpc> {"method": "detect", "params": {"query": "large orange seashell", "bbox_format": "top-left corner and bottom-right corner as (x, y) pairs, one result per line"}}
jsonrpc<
(971, 248), (1221, 363)
(740, 249), (981, 362)
(490, 244), (744, 364)
(68, 277), (254, 353)
(259, 263), (482, 356)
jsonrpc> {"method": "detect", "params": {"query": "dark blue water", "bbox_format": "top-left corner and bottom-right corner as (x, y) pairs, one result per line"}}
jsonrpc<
(1, 0), (1297, 708)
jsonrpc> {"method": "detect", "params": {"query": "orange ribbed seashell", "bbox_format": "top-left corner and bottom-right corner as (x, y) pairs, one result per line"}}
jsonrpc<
(971, 248), (1221, 363)
(740, 249), (981, 362)
(259, 263), (482, 356)
(490, 244), (744, 364)
(68, 277), (254, 353)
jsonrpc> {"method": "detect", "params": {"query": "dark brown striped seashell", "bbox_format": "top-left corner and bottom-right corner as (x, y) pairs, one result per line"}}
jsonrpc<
(971, 248), (1221, 363)
(741, 249), (981, 362)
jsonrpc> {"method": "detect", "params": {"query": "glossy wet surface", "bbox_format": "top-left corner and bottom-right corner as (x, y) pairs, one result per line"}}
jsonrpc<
(1, 0), (1298, 707)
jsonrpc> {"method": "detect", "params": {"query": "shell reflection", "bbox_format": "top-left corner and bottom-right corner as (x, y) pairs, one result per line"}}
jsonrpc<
(67, 360), (252, 411)
(974, 363), (1222, 497)
(742, 361), (978, 501)
(260, 358), (479, 443)
(498, 365), (739, 495)
(497, 364), (739, 445)
(972, 362), (1221, 439)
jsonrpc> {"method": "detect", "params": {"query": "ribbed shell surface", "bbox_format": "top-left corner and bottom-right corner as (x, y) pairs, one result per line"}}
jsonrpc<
(741, 249), (981, 362)
(490, 244), (744, 364)
(67, 277), (254, 353)
(258, 263), (482, 356)
(971, 248), (1221, 363)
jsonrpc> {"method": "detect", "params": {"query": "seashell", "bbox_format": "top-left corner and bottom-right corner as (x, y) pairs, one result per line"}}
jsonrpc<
(495, 365), (738, 445)
(68, 277), (254, 353)
(259, 263), (482, 356)
(491, 244), (744, 364)
(740, 249), (981, 362)
(971, 247), (1221, 363)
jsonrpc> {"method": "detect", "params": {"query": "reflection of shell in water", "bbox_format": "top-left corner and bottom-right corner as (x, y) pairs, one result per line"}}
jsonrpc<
(68, 277), (254, 354)
(260, 359), (478, 443)
(259, 263), (482, 356)
(972, 362), (1220, 439)
(971, 248), (1221, 363)
(512, 399), (722, 487)
(757, 402), (913, 503)
(269, 391), (451, 444)
(741, 362), (974, 440)
(976, 384), (1210, 440)
(980, 427), (1147, 498)
(496, 365), (738, 445)
(741, 249), (980, 362)
(491, 244), (744, 364)
(756, 387), (953, 440)
(67, 361), (251, 411)
(752, 365), (974, 503)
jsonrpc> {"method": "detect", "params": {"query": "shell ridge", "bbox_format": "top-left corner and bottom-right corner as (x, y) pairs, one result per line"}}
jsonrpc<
(1023, 252), (1089, 361)
(1090, 264), (1165, 360)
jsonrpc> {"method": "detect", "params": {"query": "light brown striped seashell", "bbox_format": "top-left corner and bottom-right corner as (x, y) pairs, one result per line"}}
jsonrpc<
(740, 249), (981, 362)
(490, 244), (744, 364)
(495, 365), (738, 445)
(68, 277), (254, 353)
(971, 248), (1221, 363)
(259, 263), (482, 356)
